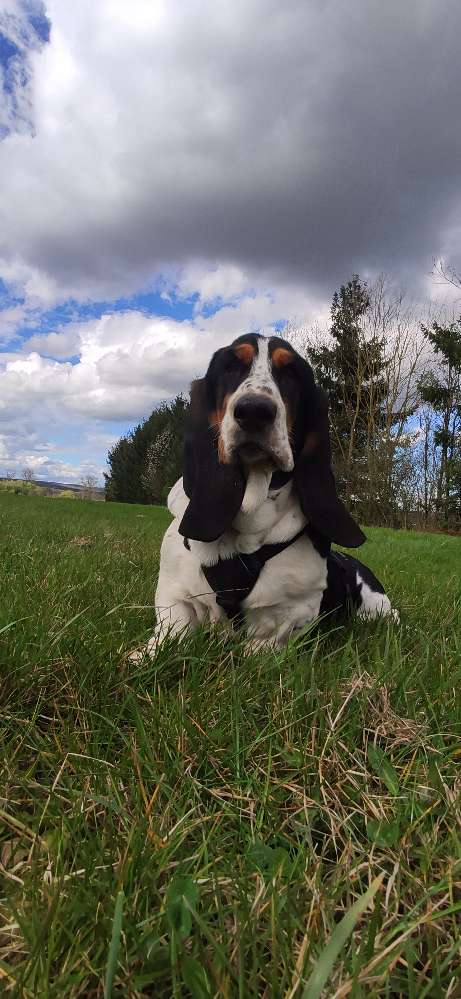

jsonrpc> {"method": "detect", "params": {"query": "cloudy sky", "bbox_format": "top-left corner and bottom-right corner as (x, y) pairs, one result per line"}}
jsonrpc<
(1, 0), (460, 483)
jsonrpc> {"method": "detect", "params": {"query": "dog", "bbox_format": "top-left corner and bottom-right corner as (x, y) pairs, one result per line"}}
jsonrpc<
(137, 333), (397, 656)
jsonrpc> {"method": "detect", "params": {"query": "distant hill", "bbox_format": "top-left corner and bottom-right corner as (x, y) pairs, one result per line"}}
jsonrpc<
(0, 477), (105, 499)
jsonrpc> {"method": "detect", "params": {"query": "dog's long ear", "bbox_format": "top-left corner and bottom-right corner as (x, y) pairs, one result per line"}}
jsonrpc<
(294, 384), (365, 548)
(179, 378), (245, 542)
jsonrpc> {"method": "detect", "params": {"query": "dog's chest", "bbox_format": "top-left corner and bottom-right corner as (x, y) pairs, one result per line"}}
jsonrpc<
(193, 532), (327, 638)
(191, 482), (305, 566)
(243, 535), (327, 611)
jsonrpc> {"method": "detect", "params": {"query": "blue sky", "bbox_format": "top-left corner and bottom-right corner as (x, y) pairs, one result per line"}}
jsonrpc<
(0, 1), (460, 483)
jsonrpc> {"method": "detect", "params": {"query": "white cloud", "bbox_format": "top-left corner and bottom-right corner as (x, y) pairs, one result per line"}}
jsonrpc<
(0, 417), (109, 483)
(0, 304), (29, 343)
(176, 263), (254, 310)
(22, 328), (81, 358)
(0, 255), (62, 308)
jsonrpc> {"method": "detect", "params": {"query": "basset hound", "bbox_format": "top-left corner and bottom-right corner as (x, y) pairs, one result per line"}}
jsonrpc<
(137, 333), (397, 656)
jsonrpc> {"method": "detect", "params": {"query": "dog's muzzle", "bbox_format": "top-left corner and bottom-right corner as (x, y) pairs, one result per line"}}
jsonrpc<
(232, 393), (277, 462)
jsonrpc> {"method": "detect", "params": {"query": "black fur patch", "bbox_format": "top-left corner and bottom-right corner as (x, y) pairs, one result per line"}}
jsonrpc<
(319, 551), (385, 622)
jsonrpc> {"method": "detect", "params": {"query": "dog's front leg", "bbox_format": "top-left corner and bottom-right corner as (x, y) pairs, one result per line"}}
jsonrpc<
(130, 599), (199, 662)
(243, 616), (291, 655)
(150, 599), (199, 651)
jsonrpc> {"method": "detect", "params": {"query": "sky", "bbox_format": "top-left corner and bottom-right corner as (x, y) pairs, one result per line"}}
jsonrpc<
(0, 0), (461, 484)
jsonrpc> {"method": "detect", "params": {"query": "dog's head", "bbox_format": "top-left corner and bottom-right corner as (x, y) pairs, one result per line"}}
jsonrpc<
(179, 333), (365, 547)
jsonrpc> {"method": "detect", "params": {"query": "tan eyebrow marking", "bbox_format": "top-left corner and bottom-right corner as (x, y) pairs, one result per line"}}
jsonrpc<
(272, 346), (294, 368)
(234, 342), (255, 364)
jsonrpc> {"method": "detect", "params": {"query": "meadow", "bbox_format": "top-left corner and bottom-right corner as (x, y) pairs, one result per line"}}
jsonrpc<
(0, 491), (460, 997)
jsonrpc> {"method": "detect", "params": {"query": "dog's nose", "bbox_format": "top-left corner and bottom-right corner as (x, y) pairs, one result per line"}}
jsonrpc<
(234, 394), (277, 429)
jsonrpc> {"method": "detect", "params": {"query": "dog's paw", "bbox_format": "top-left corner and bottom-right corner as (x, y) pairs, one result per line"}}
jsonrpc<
(127, 637), (158, 664)
(242, 635), (279, 656)
(127, 646), (147, 665)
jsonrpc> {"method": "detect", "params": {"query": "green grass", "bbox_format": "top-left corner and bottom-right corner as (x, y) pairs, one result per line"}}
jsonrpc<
(1, 492), (460, 997)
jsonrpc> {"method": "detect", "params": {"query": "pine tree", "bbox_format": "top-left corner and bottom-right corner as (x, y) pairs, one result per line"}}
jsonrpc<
(307, 275), (388, 509)
(104, 395), (188, 504)
(418, 318), (461, 525)
(141, 427), (175, 502)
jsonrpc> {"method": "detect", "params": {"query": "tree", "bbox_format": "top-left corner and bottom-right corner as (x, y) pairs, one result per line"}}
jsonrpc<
(412, 405), (440, 527)
(359, 277), (426, 526)
(81, 473), (99, 500)
(22, 466), (33, 482)
(306, 274), (388, 513)
(142, 427), (175, 503)
(433, 258), (461, 296)
(291, 275), (428, 526)
(105, 394), (188, 504)
(418, 318), (461, 525)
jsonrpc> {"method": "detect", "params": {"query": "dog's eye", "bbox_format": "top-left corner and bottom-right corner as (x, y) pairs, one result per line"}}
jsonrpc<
(224, 355), (244, 373)
(276, 363), (297, 381)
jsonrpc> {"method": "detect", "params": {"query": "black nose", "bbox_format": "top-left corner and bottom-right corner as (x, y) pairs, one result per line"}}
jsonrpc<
(234, 394), (277, 430)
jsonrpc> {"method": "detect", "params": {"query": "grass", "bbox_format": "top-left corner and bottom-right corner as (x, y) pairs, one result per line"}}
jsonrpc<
(1, 491), (460, 998)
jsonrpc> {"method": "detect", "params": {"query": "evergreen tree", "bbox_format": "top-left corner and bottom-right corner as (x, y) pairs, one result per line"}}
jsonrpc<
(418, 318), (461, 524)
(142, 426), (175, 503)
(104, 394), (188, 504)
(307, 275), (388, 508)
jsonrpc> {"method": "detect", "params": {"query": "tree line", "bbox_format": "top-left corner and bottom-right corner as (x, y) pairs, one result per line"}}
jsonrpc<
(105, 274), (461, 530)
(105, 396), (188, 505)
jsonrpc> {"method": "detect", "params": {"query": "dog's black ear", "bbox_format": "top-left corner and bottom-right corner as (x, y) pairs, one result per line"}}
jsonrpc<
(179, 378), (245, 542)
(294, 385), (365, 548)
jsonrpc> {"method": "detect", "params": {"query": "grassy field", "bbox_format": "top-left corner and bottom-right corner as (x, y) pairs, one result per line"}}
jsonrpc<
(1, 492), (460, 998)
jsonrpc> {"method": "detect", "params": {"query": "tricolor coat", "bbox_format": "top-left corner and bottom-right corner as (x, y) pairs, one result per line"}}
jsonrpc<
(134, 334), (397, 657)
